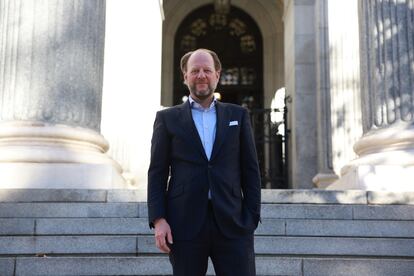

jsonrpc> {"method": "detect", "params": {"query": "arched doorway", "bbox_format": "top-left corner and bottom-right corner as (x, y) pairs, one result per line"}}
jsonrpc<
(170, 3), (287, 189)
(173, 5), (263, 109)
(162, 0), (286, 188)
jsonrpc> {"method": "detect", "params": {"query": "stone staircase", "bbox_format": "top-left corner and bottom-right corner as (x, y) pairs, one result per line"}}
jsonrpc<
(1, 189), (414, 276)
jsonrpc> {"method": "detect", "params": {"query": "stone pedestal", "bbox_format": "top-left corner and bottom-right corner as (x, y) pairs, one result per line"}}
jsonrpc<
(330, 123), (414, 191)
(330, 0), (414, 191)
(0, 0), (125, 188)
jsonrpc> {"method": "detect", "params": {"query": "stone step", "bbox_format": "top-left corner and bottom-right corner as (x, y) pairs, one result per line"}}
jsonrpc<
(2, 256), (414, 276)
(281, 219), (414, 238)
(139, 236), (414, 257)
(2, 202), (414, 220)
(2, 235), (414, 257)
(0, 218), (151, 236)
(0, 203), (143, 218)
(1, 189), (414, 275)
(2, 189), (414, 205)
(2, 218), (414, 238)
(0, 189), (147, 203)
(262, 204), (414, 220)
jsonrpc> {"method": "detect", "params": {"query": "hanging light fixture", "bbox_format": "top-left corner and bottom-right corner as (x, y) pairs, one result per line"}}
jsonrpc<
(214, 0), (231, 14)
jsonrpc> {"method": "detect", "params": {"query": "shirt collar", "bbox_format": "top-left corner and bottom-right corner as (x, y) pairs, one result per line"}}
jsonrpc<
(189, 95), (217, 110)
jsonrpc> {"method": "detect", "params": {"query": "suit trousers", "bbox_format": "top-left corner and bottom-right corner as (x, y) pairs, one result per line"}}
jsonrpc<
(168, 202), (256, 276)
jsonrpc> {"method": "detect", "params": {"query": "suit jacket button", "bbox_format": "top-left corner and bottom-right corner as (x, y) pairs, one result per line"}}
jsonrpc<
(208, 165), (212, 169)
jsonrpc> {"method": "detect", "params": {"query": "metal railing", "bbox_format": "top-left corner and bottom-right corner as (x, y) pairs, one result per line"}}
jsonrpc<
(248, 101), (289, 189)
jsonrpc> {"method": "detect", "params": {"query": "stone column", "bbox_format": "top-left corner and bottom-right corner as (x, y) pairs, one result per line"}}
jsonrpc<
(312, 0), (339, 188)
(329, 0), (414, 190)
(0, 0), (125, 188)
(283, 0), (318, 189)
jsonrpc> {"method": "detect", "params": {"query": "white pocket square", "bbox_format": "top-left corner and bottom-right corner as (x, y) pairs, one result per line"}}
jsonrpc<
(229, 121), (238, 126)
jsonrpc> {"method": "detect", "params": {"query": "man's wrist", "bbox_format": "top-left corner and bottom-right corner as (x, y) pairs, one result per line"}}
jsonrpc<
(153, 217), (165, 226)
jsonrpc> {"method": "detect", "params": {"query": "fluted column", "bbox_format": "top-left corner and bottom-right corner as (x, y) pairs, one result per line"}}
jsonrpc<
(312, 0), (339, 188)
(0, 0), (125, 188)
(360, 0), (414, 131)
(330, 0), (414, 191)
(1, 0), (105, 128)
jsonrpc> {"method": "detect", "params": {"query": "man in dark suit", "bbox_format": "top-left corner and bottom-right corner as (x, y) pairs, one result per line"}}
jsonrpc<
(148, 48), (261, 276)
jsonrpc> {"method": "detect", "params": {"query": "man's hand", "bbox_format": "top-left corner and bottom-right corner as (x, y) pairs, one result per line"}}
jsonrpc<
(154, 218), (173, 253)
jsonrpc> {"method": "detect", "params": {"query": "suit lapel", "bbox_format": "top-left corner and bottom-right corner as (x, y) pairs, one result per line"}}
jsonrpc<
(210, 101), (231, 162)
(179, 101), (208, 161)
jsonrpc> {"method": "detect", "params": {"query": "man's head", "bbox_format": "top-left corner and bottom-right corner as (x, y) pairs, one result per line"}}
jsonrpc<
(180, 49), (221, 103)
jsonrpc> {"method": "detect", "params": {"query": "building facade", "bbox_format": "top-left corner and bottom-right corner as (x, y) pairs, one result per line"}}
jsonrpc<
(1, 0), (413, 191)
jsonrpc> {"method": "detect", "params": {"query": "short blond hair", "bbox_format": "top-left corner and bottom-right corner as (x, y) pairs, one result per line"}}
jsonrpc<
(180, 48), (222, 73)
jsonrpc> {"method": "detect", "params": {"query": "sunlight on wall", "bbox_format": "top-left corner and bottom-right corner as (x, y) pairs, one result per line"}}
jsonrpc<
(102, 1), (163, 188)
(328, 0), (363, 176)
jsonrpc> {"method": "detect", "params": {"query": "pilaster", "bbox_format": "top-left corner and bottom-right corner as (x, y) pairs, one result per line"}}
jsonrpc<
(312, 0), (338, 188)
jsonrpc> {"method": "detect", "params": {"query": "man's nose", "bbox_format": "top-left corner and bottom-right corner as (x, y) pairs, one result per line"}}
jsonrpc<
(197, 70), (206, 78)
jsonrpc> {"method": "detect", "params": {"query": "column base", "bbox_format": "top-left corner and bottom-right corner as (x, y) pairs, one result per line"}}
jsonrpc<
(327, 164), (414, 191)
(0, 163), (128, 189)
(328, 123), (414, 191)
(0, 121), (127, 189)
(312, 173), (339, 189)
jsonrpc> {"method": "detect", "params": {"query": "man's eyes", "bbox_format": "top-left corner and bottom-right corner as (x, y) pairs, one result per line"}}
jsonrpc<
(191, 69), (213, 74)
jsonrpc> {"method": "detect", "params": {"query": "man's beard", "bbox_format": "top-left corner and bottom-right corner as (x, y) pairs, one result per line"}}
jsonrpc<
(188, 82), (216, 100)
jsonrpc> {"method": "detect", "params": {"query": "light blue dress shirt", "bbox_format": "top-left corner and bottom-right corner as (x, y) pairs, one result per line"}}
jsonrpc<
(189, 96), (217, 199)
(188, 96), (217, 160)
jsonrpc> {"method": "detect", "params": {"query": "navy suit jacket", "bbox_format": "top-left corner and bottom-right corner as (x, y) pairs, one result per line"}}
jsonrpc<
(147, 100), (261, 240)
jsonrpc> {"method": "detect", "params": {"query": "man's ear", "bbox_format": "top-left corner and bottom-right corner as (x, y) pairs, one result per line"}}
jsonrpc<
(183, 72), (188, 85)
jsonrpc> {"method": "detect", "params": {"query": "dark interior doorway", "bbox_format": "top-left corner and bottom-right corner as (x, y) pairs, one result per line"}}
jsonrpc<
(173, 5), (263, 109)
(173, 5), (287, 189)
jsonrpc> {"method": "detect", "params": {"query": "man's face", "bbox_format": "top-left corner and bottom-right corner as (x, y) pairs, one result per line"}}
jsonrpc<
(184, 51), (220, 101)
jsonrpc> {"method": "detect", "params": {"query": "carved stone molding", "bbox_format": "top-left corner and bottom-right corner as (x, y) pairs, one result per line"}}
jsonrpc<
(0, 121), (121, 169)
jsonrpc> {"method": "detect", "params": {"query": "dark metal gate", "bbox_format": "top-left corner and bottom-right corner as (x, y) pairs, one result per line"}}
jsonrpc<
(248, 99), (289, 189)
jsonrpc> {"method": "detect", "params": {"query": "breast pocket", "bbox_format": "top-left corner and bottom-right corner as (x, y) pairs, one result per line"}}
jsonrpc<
(228, 124), (240, 136)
